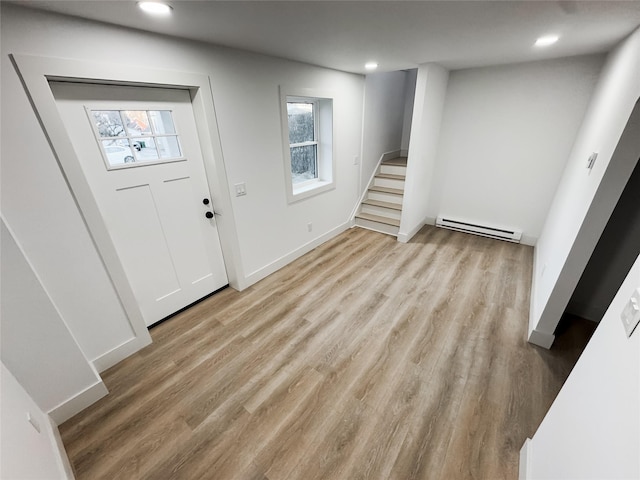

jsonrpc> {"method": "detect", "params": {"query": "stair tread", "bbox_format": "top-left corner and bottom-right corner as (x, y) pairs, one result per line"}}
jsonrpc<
(381, 157), (408, 166)
(376, 173), (405, 180)
(362, 199), (402, 210)
(354, 223), (399, 236)
(369, 185), (404, 195)
(355, 212), (401, 227)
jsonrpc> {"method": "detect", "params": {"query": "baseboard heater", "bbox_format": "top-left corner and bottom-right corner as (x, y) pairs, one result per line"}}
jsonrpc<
(435, 216), (522, 243)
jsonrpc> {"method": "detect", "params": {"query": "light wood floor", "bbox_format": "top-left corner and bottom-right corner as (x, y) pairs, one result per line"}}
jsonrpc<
(60, 225), (595, 479)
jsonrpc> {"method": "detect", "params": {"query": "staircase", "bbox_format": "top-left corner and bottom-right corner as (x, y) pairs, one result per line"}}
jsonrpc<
(354, 157), (407, 236)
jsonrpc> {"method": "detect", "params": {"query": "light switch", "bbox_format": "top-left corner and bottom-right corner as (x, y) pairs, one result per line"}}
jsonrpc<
(234, 182), (247, 197)
(621, 288), (640, 337)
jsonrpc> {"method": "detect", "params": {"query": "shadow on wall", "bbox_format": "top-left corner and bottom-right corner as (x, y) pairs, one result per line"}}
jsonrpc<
(567, 155), (640, 322)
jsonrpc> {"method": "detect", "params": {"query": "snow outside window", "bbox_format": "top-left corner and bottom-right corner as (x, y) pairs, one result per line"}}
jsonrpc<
(280, 87), (335, 203)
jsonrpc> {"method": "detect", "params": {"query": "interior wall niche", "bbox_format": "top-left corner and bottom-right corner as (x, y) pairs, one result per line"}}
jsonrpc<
(566, 155), (640, 322)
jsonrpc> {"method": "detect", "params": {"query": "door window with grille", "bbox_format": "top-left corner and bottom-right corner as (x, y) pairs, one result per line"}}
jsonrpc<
(89, 109), (183, 169)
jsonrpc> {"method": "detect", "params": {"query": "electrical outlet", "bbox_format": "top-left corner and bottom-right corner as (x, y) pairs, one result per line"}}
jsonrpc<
(307, 222), (313, 232)
(353, 155), (360, 165)
(587, 152), (598, 171)
(621, 288), (640, 337)
(234, 182), (247, 197)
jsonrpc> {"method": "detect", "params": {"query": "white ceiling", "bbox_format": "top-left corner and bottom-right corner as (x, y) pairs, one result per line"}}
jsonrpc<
(14, 0), (640, 74)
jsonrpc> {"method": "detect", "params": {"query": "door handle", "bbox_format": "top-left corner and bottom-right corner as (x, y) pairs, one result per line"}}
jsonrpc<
(204, 199), (220, 218)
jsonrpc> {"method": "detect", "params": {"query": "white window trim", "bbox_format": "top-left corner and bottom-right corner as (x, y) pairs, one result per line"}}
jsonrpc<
(279, 86), (335, 203)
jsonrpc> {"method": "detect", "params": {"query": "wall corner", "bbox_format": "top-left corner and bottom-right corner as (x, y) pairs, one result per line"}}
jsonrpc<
(519, 438), (533, 480)
(48, 380), (108, 425)
(527, 328), (555, 349)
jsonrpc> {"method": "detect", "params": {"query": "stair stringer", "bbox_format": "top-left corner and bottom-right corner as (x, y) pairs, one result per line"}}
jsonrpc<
(349, 150), (401, 222)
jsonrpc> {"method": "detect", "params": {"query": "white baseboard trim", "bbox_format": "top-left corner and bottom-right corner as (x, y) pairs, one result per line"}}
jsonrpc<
(243, 221), (351, 288)
(92, 334), (151, 373)
(528, 248), (540, 341)
(519, 438), (533, 479)
(49, 416), (75, 479)
(398, 217), (437, 243)
(382, 150), (402, 162)
(48, 380), (108, 425)
(528, 328), (555, 349)
(397, 220), (425, 243)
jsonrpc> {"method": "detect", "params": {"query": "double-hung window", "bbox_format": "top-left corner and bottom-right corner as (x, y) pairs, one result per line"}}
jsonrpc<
(287, 99), (319, 185)
(280, 87), (334, 203)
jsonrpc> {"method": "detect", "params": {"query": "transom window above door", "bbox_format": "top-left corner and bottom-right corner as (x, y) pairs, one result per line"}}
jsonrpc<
(88, 109), (184, 169)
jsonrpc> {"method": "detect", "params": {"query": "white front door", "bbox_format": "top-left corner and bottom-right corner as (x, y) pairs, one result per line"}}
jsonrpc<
(51, 82), (228, 326)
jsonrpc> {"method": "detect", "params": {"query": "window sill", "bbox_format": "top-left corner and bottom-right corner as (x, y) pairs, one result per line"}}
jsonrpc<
(288, 179), (334, 203)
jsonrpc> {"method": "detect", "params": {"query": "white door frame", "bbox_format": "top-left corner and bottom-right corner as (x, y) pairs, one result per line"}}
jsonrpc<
(12, 54), (244, 368)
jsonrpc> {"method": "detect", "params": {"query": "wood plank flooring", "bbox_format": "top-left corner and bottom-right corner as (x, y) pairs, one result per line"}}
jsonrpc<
(59, 225), (596, 479)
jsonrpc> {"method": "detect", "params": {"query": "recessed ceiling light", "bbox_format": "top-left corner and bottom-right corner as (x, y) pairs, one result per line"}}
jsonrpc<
(138, 2), (172, 15)
(534, 35), (559, 47)
(365, 62), (379, 70)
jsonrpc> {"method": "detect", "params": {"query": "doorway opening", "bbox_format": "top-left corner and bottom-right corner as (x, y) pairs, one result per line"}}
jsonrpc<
(51, 81), (229, 327)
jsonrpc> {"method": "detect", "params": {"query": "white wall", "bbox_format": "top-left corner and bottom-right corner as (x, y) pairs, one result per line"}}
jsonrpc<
(398, 63), (449, 243)
(1, 4), (363, 282)
(1, 3), (364, 387)
(360, 71), (407, 190)
(1, 363), (73, 479)
(400, 69), (417, 153)
(522, 254), (640, 479)
(530, 27), (640, 347)
(1, 219), (106, 422)
(0, 7), (144, 369)
(427, 55), (603, 245)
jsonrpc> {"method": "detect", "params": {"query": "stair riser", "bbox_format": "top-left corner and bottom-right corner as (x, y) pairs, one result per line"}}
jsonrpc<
(380, 165), (407, 176)
(367, 191), (404, 205)
(374, 177), (405, 189)
(355, 218), (400, 236)
(361, 204), (401, 220)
